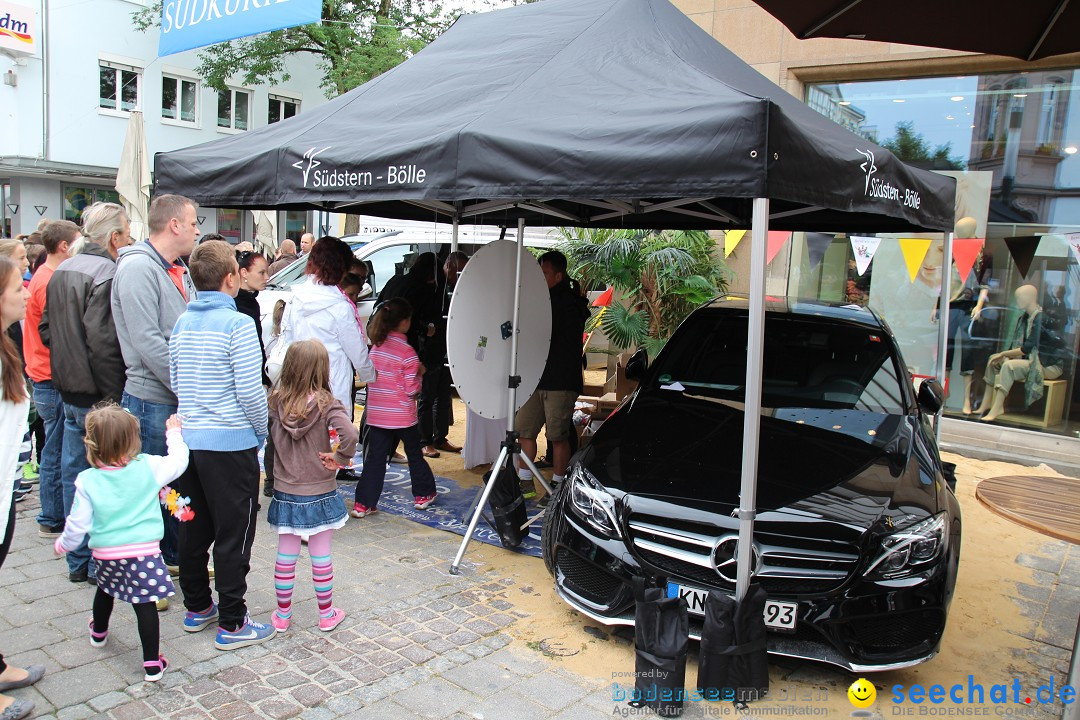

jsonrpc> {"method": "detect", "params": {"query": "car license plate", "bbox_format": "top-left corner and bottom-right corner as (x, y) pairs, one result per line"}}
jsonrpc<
(667, 582), (797, 633)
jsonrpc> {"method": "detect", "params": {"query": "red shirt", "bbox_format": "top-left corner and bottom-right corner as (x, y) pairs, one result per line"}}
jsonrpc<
(23, 264), (55, 383)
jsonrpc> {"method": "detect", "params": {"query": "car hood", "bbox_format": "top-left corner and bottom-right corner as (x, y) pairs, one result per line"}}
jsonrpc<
(583, 389), (929, 529)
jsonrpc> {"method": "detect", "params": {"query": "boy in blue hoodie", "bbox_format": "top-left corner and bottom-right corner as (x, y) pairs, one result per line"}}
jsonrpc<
(168, 240), (274, 650)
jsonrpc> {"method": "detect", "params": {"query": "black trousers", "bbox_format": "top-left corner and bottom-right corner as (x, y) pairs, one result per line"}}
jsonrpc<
(178, 448), (260, 630)
(263, 432), (276, 493)
(355, 425), (437, 508)
(93, 588), (159, 662)
(418, 359), (453, 446)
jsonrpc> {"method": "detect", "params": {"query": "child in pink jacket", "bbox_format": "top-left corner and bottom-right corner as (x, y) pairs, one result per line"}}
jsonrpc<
(351, 298), (437, 518)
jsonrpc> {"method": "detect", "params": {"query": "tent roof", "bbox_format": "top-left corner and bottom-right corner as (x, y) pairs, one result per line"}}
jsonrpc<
(154, 0), (955, 233)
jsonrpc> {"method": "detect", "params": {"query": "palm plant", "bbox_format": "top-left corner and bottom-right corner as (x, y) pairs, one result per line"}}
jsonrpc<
(556, 228), (728, 356)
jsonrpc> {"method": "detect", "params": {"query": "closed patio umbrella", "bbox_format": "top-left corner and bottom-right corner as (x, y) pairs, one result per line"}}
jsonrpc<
(115, 110), (151, 242)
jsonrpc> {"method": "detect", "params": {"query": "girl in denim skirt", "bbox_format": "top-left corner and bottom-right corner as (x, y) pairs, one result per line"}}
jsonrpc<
(266, 340), (358, 633)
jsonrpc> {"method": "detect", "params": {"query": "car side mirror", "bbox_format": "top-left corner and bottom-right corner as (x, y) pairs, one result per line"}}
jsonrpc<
(917, 379), (944, 415)
(624, 347), (649, 382)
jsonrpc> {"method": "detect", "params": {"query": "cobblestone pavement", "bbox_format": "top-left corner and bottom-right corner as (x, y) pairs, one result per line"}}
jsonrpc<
(3, 463), (1078, 719)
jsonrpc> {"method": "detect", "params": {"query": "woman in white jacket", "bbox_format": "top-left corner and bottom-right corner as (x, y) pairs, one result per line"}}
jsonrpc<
(281, 237), (376, 414)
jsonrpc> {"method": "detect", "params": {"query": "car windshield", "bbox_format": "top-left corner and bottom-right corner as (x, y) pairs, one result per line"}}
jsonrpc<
(650, 313), (907, 414)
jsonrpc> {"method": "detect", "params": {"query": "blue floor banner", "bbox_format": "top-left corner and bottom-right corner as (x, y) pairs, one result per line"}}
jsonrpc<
(259, 447), (544, 558)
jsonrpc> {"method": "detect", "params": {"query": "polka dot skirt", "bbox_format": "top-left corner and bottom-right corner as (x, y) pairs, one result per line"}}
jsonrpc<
(95, 553), (176, 604)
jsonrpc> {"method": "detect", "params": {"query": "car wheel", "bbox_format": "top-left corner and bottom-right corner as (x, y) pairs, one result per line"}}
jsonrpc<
(541, 493), (556, 575)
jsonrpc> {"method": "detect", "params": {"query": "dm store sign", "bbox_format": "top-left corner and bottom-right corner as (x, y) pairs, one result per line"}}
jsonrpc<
(0, 1), (36, 57)
(159, 0), (320, 57)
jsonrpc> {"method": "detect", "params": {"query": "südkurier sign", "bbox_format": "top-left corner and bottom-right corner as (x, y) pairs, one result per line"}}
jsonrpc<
(158, 0), (320, 57)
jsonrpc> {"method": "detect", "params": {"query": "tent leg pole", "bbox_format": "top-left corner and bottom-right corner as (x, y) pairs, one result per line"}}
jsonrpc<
(449, 218), (528, 574)
(935, 232), (954, 442)
(451, 217), (460, 253)
(735, 197), (769, 602)
(1064, 612), (1080, 720)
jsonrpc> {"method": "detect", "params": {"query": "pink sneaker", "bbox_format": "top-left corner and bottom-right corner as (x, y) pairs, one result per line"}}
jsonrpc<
(143, 655), (169, 682)
(319, 607), (346, 632)
(271, 610), (291, 633)
(89, 618), (108, 648)
(349, 502), (377, 518)
(414, 493), (437, 510)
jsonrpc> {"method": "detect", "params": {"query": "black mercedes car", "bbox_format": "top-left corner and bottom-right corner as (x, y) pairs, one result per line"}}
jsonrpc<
(541, 296), (962, 673)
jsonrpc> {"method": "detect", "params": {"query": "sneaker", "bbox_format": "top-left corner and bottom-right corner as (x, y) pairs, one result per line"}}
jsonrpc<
(68, 569), (88, 584)
(534, 455), (553, 469)
(271, 610), (291, 633)
(389, 451), (408, 464)
(349, 502), (377, 518)
(156, 598), (169, 612)
(519, 479), (537, 500)
(143, 655), (169, 682)
(214, 616), (277, 651)
(183, 603), (219, 633)
(21, 461), (39, 483)
(89, 619), (108, 647)
(13, 480), (32, 503)
(414, 493), (437, 510)
(37, 523), (64, 538)
(319, 608), (346, 632)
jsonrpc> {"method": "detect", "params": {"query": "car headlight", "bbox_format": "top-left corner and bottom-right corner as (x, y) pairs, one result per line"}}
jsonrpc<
(866, 513), (948, 579)
(568, 465), (622, 539)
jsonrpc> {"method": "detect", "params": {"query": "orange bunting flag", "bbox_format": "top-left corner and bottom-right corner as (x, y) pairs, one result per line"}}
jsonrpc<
(951, 238), (985, 282)
(767, 231), (791, 265)
(898, 238), (933, 282)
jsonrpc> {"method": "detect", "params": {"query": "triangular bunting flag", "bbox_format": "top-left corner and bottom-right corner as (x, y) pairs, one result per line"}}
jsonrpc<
(1068, 232), (1080, 264)
(898, 238), (933, 282)
(850, 236), (882, 276)
(951, 238), (985, 282)
(1004, 235), (1041, 278)
(724, 229), (746, 258)
(767, 231), (791, 265)
(804, 233), (833, 271)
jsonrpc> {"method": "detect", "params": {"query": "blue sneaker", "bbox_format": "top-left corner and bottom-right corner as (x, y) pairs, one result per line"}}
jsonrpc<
(214, 615), (276, 651)
(183, 603), (219, 633)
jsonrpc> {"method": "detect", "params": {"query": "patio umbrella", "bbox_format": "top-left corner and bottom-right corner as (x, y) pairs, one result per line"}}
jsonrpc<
(115, 110), (151, 243)
(750, 0), (1080, 61)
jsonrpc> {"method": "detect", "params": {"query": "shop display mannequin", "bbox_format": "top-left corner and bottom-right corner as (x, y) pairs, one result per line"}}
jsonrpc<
(975, 284), (1065, 422)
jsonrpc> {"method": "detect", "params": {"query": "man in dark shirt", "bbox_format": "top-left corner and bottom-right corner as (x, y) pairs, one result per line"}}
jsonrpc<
(514, 251), (589, 498)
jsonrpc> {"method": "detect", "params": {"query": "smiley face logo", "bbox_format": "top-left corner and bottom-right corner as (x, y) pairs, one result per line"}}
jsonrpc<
(848, 678), (876, 708)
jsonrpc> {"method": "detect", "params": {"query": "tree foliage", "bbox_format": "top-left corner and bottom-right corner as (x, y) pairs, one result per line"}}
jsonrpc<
(132, 0), (479, 97)
(881, 121), (964, 170)
(556, 228), (728, 356)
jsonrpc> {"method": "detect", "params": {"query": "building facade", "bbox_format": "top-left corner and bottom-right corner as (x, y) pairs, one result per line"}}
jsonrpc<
(673, 0), (1080, 453)
(0, 0), (326, 241)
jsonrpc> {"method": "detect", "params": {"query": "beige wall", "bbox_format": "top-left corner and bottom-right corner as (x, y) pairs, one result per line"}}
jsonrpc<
(671, 0), (1080, 98)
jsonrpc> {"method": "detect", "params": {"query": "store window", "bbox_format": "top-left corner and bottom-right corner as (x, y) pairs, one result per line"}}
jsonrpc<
(217, 88), (250, 131)
(99, 61), (141, 113)
(798, 70), (1080, 436)
(216, 209), (243, 242)
(162, 75), (198, 125)
(63, 185), (121, 223)
(268, 95), (299, 124)
(283, 211), (307, 242)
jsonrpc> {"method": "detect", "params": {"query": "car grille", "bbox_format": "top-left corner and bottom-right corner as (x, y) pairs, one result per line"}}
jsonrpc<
(628, 515), (860, 596)
(556, 548), (624, 606)
(848, 610), (944, 654)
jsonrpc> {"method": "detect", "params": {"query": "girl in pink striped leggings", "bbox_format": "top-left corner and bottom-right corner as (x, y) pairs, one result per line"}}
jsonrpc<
(265, 340), (359, 633)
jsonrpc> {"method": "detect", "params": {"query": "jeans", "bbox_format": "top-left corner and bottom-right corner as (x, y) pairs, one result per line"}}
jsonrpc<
(60, 403), (93, 576)
(355, 424), (437, 509)
(32, 380), (65, 528)
(122, 392), (180, 566)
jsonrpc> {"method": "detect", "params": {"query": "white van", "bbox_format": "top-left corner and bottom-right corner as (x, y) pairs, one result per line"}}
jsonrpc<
(257, 229), (558, 346)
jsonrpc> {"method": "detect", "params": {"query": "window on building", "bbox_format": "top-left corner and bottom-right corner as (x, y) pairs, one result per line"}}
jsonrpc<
(99, 61), (141, 113)
(162, 75), (198, 124)
(268, 95), (299, 124)
(217, 88), (251, 131)
(63, 186), (121, 223)
(216, 209), (242, 242)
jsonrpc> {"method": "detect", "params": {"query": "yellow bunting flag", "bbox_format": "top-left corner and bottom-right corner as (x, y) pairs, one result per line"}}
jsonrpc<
(724, 229), (746, 258)
(898, 238), (933, 282)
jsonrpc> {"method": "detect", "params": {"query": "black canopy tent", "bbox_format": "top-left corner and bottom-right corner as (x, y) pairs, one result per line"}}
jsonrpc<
(155, 0), (956, 603)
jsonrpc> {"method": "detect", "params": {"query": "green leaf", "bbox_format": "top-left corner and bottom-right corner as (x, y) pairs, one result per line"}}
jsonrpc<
(600, 303), (649, 351)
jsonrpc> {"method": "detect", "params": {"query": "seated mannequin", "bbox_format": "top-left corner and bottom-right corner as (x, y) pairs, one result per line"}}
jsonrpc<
(976, 284), (1066, 422)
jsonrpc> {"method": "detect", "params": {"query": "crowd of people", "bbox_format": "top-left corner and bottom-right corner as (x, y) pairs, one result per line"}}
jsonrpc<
(0, 195), (589, 720)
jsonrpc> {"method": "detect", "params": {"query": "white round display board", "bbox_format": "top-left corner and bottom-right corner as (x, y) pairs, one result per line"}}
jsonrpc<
(446, 240), (552, 419)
